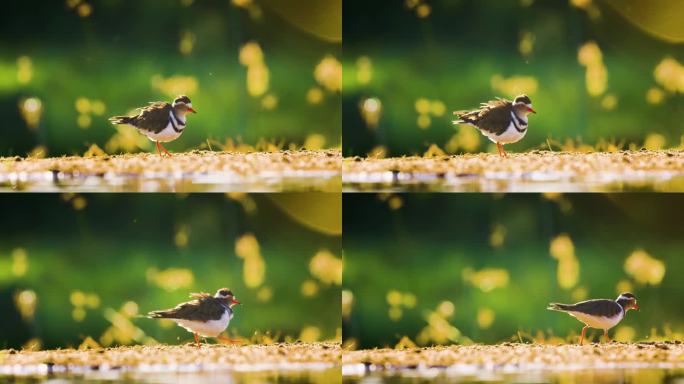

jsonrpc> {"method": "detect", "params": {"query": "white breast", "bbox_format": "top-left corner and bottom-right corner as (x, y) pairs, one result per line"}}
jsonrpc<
(141, 122), (184, 143)
(174, 310), (231, 337)
(480, 121), (527, 144)
(568, 310), (623, 330)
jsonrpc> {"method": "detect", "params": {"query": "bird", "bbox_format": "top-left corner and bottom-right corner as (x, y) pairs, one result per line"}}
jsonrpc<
(148, 288), (240, 347)
(109, 95), (196, 157)
(547, 292), (639, 345)
(452, 94), (536, 157)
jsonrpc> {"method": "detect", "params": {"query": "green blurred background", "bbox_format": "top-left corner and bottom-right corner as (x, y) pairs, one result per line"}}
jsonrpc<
(343, 193), (684, 348)
(0, 193), (341, 349)
(343, 0), (684, 157)
(0, 0), (341, 157)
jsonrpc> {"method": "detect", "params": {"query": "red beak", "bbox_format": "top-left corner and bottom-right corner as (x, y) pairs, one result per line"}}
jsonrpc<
(632, 304), (639, 310)
(528, 107), (536, 114)
(231, 298), (241, 305)
(188, 107), (197, 113)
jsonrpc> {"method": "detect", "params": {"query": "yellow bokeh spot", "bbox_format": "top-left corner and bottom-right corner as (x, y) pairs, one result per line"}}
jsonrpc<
(624, 249), (665, 285)
(367, 145), (387, 159)
(91, 100), (106, 115)
(360, 97), (382, 129)
(235, 233), (265, 288)
(571, 286), (588, 301)
(616, 279), (634, 294)
(550, 234), (580, 290)
(256, 286), (273, 302)
(388, 195), (403, 210)
(11, 248), (28, 277)
(84, 144), (106, 157)
(146, 267), (195, 291)
(179, 31), (195, 55)
(17, 56), (33, 84)
(72, 307), (86, 322)
(261, 93), (278, 110)
(356, 56), (373, 85)
(519, 30), (535, 56)
(477, 308), (495, 329)
(614, 325), (636, 342)
(301, 279), (319, 297)
(75, 98), (91, 114)
(386, 290), (403, 307)
(314, 55), (342, 92)
(643, 133), (666, 150)
(14, 289), (37, 321)
(247, 64), (270, 97)
(489, 224), (506, 249)
(646, 87), (666, 105)
(423, 143), (445, 157)
(653, 57), (684, 93)
(72, 196), (87, 210)
(342, 290), (354, 319)
(77, 114), (92, 129)
(299, 326), (321, 342)
(307, 87), (324, 104)
(388, 306), (403, 321)
(150, 74), (198, 98)
(578, 41), (608, 96)
(437, 300), (455, 317)
(19, 97), (43, 130)
(463, 268), (509, 292)
(447, 126), (482, 153)
(303, 133), (326, 150)
(70, 290), (86, 307)
(77, 3), (92, 17)
(430, 100), (446, 117)
(417, 114), (431, 129)
(490, 75), (538, 96)
(601, 94), (618, 110)
(309, 249), (342, 286)
(106, 124), (151, 153)
(239, 41), (264, 66)
(415, 98), (431, 114)
(122, 301), (138, 317)
(175, 225), (189, 249)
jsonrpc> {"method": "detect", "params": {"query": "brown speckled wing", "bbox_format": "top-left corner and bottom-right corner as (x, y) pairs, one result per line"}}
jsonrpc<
(149, 297), (226, 321)
(471, 99), (513, 136)
(129, 102), (171, 134)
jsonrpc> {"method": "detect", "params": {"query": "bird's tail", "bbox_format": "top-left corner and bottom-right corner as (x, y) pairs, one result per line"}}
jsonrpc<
(452, 110), (474, 125)
(547, 303), (572, 312)
(147, 310), (172, 319)
(108, 116), (132, 125)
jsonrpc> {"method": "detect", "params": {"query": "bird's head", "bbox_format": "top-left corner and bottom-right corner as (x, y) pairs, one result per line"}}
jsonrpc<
(616, 292), (639, 311)
(513, 94), (536, 116)
(215, 288), (241, 307)
(172, 95), (196, 115)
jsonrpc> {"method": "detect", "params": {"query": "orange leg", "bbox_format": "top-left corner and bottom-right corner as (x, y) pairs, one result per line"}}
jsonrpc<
(496, 143), (507, 158)
(217, 335), (243, 344)
(156, 141), (162, 156)
(604, 329), (610, 343)
(579, 325), (588, 345)
(194, 333), (201, 347)
(159, 142), (171, 157)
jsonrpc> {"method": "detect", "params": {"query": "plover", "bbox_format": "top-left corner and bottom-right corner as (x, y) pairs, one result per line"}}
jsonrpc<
(548, 292), (639, 345)
(109, 95), (196, 156)
(148, 288), (240, 346)
(452, 94), (536, 157)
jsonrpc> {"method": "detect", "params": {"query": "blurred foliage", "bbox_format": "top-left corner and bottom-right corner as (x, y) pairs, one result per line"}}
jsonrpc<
(0, 193), (341, 349)
(343, 194), (684, 348)
(0, 0), (341, 157)
(343, 0), (684, 157)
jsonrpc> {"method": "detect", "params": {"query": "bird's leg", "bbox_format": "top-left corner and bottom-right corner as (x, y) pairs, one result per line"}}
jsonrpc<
(217, 335), (243, 344)
(194, 333), (201, 347)
(603, 329), (611, 343)
(156, 141), (162, 156)
(496, 143), (507, 157)
(579, 326), (588, 345)
(159, 142), (172, 157)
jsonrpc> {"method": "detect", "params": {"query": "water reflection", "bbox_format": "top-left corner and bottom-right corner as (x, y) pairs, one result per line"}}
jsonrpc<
(2, 366), (341, 384)
(344, 367), (684, 384)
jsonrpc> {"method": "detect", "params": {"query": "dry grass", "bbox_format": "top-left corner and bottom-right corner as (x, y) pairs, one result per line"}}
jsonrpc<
(344, 150), (684, 191)
(0, 342), (340, 369)
(0, 150), (341, 191)
(343, 342), (684, 368)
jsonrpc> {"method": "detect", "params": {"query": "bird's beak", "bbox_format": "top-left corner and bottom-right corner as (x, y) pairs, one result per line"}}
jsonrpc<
(231, 298), (241, 305)
(633, 304), (639, 310)
(528, 107), (536, 114)
(188, 107), (197, 114)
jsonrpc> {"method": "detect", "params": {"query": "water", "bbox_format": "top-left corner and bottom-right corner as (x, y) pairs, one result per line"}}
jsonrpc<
(343, 364), (684, 384)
